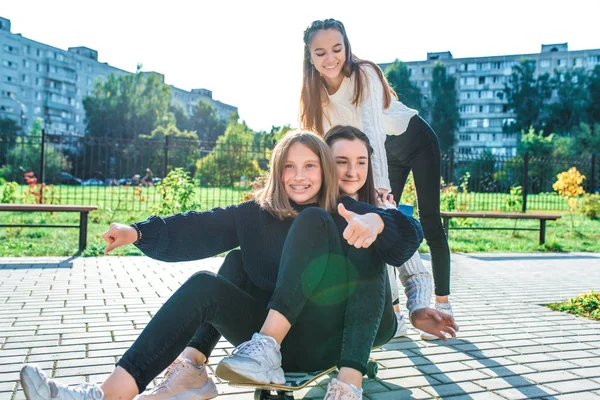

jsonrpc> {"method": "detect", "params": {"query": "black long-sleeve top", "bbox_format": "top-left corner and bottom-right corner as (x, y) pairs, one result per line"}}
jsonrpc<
(133, 196), (423, 292)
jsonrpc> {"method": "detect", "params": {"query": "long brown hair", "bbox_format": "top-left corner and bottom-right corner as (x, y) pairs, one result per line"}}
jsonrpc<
(299, 18), (397, 136)
(255, 130), (339, 219)
(324, 125), (377, 206)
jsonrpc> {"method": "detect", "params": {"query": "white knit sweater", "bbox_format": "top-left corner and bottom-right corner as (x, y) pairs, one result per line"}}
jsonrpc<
(322, 64), (418, 191)
(378, 198), (432, 316)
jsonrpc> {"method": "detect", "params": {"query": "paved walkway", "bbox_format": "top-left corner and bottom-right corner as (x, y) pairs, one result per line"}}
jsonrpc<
(1, 253), (600, 399)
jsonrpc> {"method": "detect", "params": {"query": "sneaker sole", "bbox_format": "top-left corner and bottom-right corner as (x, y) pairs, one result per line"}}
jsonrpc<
(20, 367), (50, 400)
(215, 362), (283, 386)
(159, 386), (219, 400)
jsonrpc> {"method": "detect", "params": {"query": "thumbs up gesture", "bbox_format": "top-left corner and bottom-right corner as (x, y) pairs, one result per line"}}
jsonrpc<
(338, 203), (384, 248)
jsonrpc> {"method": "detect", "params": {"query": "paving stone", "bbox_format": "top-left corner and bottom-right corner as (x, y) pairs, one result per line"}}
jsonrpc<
(544, 378), (600, 393)
(491, 385), (559, 399)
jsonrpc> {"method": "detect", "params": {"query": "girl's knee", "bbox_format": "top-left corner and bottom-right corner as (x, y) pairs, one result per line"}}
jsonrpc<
(186, 271), (220, 288)
(295, 207), (335, 229)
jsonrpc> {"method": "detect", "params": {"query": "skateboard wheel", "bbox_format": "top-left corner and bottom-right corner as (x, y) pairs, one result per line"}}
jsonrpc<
(253, 389), (294, 400)
(366, 361), (378, 378)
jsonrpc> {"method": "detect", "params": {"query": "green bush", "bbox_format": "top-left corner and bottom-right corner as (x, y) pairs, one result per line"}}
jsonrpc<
(548, 291), (600, 321)
(1, 181), (18, 203)
(579, 193), (600, 219)
(153, 168), (201, 215)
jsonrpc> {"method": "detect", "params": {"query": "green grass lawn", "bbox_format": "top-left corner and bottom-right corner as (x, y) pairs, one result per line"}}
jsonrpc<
(1, 207), (598, 257)
(5, 184), (572, 212)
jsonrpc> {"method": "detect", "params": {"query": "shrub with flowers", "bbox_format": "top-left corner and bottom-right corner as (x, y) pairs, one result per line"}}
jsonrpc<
(552, 167), (585, 235)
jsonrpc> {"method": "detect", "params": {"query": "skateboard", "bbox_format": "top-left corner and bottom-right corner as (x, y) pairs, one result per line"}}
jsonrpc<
(232, 360), (378, 400)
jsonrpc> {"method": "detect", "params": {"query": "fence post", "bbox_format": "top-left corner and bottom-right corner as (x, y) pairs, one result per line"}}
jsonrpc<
(449, 149), (455, 184)
(164, 134), (169, 178)
(522, 151), (529, 212)
(39, 129), (46, 204)
(591, 153), (597, 194)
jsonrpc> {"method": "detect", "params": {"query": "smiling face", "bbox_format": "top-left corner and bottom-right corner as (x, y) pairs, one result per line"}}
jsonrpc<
(330, 138), (369, 199)
(282, 142), (323, 205)
(309, 28), (347, 87)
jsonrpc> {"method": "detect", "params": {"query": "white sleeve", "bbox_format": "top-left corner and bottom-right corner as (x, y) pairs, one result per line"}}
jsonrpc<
(360, 65), (391, 191)
(397, 251), (433, 316)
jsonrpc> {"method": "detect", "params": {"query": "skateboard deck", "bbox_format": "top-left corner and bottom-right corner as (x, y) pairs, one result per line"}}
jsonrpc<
(234, 366), (337, 392)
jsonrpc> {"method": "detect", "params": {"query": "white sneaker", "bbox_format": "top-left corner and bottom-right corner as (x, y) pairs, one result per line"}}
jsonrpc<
(394, 311), (408, 338)
(324, 378), (362, 400)
(420, 302), (454, 341)
(20, 364), (104, 400)
(139, 357), (218, 400)
(215, 333), (285, 385)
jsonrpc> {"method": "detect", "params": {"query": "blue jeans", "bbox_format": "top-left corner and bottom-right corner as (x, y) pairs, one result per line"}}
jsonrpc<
(117, 208), (395, 392)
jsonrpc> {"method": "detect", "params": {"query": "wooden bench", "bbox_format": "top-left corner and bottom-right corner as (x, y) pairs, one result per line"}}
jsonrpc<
(0, 204), (98, 252)
(440, 211), (561, 245)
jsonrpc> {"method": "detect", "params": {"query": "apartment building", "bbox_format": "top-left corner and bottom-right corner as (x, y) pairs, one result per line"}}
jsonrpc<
(381, 43), (600, 156)
(0, 16), (237, 136)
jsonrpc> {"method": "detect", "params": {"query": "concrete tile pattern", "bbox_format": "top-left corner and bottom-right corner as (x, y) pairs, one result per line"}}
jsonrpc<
(1, 252), (599, 399)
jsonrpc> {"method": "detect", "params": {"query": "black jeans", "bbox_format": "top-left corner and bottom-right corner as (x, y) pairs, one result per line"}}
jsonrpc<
(117, 207), (395, 392)
(385, 115), (451, 296)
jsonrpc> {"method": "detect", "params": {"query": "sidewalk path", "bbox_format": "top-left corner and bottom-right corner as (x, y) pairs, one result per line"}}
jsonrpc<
(1, 253), (599, 399)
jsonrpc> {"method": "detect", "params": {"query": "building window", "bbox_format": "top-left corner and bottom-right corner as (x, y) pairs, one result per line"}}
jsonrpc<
(587, 55), (600, 65)
(556, 59), (563, 66)
(466, 77), (476, 85)
(4, 44), (17, 54)
(540, 59), (550, 68)
(422, 81), (429, 88)
(467, 63), (477, 71)
(478, 76), (485, 84)
(56, 53), (64, 62)
(448, 66), (456, 74)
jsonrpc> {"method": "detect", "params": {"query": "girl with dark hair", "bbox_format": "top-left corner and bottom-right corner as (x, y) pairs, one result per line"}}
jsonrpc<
(324, 125), (434, 340)
(300, 19), (454, 339)
(19, 131), (455, 400)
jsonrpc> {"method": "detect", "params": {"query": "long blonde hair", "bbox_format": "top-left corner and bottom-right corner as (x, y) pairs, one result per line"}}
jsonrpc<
(255, 130), (339, 219)
(299, 18), (397, 136)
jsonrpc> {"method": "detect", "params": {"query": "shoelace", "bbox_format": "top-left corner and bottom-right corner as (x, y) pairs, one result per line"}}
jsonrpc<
(52, 382), (103, 400)
(152, 360), (184, 393)
(325, 380), (359, 400)
(232, 337), (272, 359)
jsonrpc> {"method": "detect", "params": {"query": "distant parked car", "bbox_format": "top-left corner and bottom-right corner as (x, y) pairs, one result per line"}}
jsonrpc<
(58, 172), (82, 185)
(81, 178), (105, 186)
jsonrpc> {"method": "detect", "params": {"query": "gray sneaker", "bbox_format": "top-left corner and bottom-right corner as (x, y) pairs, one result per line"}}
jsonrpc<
(394, 312), (409, 338)
(20, 364), (104, 400)
(215, 333), (285, 385)
(139, 357), (218, 400)
(324, 378), (362, 400)
(420, 302), (454, 341)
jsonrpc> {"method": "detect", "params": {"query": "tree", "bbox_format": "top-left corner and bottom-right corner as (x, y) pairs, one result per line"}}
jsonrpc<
(429, 62), (459, 152)
(504, 59), (552, 135)
(82, 67), (171, 140)
(544, 68), (589, 135)
(195, 119), (264, 187)
(138, 114), (201, 176)
(572, 123), (600, 156)
(384, 60), (422, 110)
(188, 100), (227, 143)
(588, 65), (600, 129)
(0, 117), (22, 167)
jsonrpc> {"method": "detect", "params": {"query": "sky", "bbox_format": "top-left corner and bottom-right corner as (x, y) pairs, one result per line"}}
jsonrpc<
(2, 0), (600, 132)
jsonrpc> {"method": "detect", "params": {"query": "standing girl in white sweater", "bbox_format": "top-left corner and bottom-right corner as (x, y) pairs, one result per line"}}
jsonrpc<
(300, 18), (454, 339)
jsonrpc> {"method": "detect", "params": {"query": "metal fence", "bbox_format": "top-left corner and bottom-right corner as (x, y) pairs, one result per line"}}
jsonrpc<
(1, 131), (598, 212)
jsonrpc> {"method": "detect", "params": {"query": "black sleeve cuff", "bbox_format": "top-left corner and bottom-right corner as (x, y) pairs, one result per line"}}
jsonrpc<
(131, 215), (169, 259)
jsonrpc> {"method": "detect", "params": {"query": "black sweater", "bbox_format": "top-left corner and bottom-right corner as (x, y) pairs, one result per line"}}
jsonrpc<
(133, 196), (423, 291)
